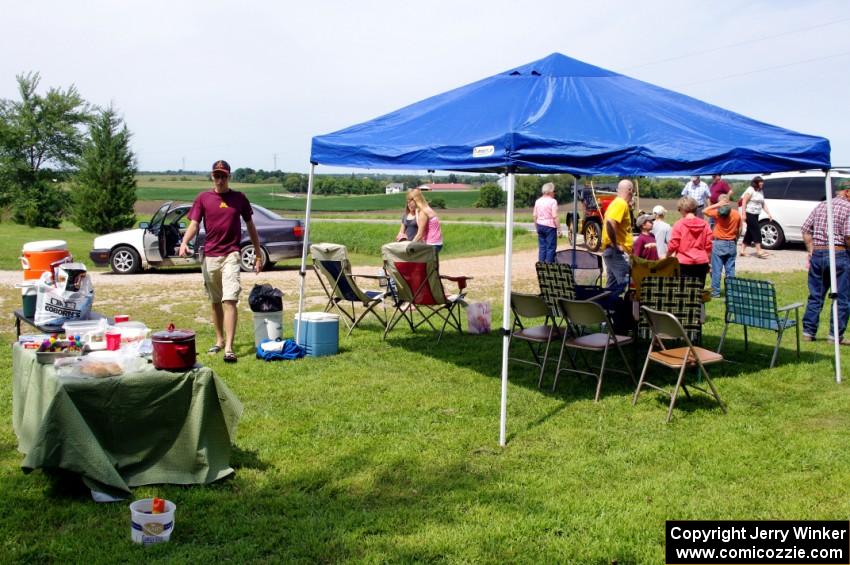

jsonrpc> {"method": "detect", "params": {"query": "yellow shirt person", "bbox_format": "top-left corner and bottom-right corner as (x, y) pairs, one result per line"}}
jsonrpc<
(601, 196), (633, 253)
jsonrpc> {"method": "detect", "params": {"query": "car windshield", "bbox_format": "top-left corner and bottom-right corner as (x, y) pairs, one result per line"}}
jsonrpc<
(252, 204), (284, 221)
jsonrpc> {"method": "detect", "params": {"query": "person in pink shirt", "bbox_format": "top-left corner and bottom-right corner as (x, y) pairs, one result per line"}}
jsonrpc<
(533, 182), (560, 263)
(667, 196), (713, 287)
(409, 188), (444, 253)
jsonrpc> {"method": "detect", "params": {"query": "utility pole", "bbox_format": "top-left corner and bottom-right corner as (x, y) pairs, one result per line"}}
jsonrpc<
(181, 156), (185, 171)
(273, 153), (278, 171)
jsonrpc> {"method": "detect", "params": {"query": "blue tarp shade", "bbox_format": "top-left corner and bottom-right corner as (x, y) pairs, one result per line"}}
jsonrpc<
(301, 52), (838, 446)
(311, 53), (830, 175)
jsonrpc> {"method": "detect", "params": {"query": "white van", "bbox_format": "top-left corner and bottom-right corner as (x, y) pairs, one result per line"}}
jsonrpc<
(755, 170), (850, 250)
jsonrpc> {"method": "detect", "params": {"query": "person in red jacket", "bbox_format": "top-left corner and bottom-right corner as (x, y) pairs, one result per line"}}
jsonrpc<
(667, 196), (713, 287)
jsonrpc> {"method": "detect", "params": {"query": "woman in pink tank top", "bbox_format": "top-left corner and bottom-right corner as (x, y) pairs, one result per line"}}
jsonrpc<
(409, 188), (444, 253)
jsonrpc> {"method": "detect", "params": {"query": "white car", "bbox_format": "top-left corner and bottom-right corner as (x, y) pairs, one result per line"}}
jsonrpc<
(755, 170), (850, 250)
(90, 201), (305, 274)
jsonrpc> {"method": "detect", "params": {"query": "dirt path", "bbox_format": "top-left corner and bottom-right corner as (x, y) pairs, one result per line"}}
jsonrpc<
(0, 246), (807, 291)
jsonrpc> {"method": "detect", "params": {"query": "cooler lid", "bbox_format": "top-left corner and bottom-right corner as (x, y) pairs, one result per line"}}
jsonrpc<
(22, 240), (68, 252)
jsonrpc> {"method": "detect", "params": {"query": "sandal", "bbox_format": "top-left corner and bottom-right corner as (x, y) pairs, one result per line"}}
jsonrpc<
(207, 345), (223, 354)
(756, 252), (769, 259)
(223, 351), (237, 363)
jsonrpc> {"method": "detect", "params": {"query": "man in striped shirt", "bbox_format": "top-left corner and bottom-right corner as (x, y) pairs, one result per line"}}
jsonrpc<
(801, 186), (850, 343)
(681, 175), (711, 219)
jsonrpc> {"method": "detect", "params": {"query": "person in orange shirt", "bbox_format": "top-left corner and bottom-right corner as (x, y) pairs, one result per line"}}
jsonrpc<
(703, 194), (742, 298)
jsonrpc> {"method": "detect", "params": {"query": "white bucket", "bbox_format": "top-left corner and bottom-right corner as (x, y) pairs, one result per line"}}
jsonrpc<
(253, 311), (283, 346)
(129, 498), (176, 545)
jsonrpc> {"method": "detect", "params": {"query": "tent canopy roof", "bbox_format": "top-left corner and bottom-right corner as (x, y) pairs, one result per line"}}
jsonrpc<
(311, 52), (830, 176)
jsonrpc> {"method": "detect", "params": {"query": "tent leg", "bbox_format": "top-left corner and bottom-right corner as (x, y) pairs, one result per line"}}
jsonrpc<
(499, 171), (516, 447)
(824, 169), (842, 384)
(571, 175), (579, 269)
(296, 163), (316, 344)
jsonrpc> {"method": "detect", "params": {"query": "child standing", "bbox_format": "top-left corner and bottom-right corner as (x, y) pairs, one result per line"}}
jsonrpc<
(632, 213), (659, 260)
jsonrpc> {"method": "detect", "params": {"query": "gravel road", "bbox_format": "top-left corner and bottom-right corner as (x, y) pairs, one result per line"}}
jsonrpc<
(0, 245), (808, 292)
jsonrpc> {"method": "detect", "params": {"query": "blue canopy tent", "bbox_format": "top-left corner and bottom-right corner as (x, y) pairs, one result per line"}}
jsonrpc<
(301, 53), (835, 444)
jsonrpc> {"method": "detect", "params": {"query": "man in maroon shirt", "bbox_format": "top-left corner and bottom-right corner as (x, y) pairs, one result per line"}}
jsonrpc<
(179, 160), (263, 363)
(709, 174), (733, 205)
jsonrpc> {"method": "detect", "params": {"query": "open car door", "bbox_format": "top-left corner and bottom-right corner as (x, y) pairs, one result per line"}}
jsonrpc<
(161, 205), (198, 265)
(142, 202), (172, 264)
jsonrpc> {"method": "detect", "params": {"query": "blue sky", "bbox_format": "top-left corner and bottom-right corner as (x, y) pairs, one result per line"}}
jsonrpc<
(2, 0), (848, 173)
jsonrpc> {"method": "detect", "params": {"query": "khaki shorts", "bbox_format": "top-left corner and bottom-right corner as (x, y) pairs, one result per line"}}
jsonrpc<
(202, 252), (241, 303)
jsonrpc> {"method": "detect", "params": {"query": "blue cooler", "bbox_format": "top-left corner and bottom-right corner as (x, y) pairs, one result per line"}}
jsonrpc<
(294, 312), (339, 357)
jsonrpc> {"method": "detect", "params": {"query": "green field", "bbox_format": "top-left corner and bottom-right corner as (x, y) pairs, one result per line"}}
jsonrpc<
(136, 185), (482, 212)
(1, 270), (849, 562)
(0, 221), (533, 271)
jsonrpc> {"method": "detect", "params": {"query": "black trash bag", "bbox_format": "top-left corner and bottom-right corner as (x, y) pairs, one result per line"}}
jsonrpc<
(249, 284), (283, 312)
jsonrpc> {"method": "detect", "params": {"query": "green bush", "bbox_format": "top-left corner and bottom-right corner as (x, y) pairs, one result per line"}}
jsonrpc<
(12, 181), (66, 228)
(430, 197), (446, 209)
(475, 183), (504, 208)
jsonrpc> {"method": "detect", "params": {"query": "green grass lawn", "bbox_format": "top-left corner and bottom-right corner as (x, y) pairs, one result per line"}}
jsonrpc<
(1, 269), (849, 562)
(0, 221), (95, 272)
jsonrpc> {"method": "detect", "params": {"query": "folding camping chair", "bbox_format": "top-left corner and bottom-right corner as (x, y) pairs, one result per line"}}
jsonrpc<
(634, 306), (726, 423)
(310, 243), (387, 336)
(508, 292), (563, 388)
(381, 242), (471, 342)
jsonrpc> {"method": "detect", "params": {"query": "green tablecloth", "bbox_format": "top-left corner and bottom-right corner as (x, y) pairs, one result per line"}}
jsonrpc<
(11, 344), (243, 496)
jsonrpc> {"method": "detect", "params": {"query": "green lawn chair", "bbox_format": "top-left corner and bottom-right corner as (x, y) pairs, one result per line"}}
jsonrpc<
(717, 277), (802, 368)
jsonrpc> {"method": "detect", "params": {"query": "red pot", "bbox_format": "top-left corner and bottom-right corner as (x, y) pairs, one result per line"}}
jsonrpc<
(151, 324), (196, 371)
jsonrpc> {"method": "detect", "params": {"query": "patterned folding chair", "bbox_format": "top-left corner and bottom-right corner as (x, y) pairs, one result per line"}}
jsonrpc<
(509, 292), (563, 388)
(381, 242), (471, 342)
(635, 306), (726, 423)
(536, 262), (609, 325)
(552, 298), (636, 400)
(718, 277), (802, 368)
(637, 276), (704, 343)
(311, 243), (387, 336)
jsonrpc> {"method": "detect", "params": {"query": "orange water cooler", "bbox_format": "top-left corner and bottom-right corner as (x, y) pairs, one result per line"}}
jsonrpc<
(20, 240), (71, 281)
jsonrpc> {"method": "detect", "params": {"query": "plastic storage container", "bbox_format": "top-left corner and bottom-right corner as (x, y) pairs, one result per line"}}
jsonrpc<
(129, 498), (176, 545)
(63, 319), (109, 350)
(294, 312), (339, 357)
(253, 311), (283, 346)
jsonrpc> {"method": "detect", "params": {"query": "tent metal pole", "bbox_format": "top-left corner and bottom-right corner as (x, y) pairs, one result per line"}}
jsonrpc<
(824, 169), (842, 384)
(571, 175), (579, 269)
(296, 163), (316, 344)
(499, 171), (516, 447)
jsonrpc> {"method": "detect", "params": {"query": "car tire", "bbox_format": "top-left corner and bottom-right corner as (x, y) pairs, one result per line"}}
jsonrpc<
(583, 220), (602, 252)
(110, 246), (142, 274)
(759, 220), (785, 250)
(239, 244), (269, 272)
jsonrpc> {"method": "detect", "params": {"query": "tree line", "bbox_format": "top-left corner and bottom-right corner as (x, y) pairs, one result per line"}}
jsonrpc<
(228, 169), (500, 196)
(473, 175), (745, 208)
(0, 72), (136, 232)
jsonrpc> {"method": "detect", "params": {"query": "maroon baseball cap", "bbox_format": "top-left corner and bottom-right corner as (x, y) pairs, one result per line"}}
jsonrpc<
(212, 160), (231, 176)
